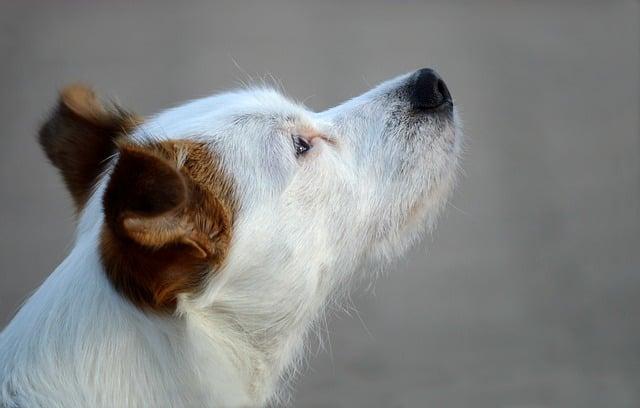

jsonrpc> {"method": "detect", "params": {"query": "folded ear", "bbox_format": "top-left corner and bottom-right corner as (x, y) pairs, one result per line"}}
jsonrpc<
(103, 144), (216, 259)
(39, 84), (139, 210)
(101, 142), (233, 310)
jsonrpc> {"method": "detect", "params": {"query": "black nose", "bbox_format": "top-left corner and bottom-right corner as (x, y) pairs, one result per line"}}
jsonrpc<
(410, 68), (452, 111)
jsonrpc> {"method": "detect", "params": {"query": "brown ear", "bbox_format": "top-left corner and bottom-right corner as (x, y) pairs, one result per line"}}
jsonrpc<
(39, 84), (139, 209)
(101, 142), (233, 310)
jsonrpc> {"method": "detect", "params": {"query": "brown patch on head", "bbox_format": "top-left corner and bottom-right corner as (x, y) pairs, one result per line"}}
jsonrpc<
(100, 140), (236, 312)
(39, 84), (140, 209)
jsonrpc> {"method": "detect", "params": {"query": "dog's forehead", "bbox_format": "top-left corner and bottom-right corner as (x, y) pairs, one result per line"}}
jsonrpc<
(134, 88), (313, 143)
(126, 88), (324, 210)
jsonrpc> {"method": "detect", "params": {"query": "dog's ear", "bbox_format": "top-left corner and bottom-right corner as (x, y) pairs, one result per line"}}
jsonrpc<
(101, 142), (233, 310)
(103, 144), (218, 259)
(39, 84), (139, 210)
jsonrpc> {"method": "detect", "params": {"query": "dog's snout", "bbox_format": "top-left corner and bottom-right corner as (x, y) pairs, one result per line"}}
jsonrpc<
(410, 68), (452, 111)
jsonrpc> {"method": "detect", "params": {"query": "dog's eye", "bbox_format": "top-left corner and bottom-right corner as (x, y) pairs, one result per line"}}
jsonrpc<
(292, 135), (311, 157)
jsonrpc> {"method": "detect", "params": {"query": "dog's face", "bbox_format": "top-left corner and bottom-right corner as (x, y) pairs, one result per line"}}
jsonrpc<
(40, 69), (461, 317)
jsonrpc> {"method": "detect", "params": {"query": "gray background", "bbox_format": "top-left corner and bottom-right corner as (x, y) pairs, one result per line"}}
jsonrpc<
(1, 1), (639, 407)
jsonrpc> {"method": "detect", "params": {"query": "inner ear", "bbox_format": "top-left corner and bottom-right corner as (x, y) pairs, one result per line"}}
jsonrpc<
(107, 144), (187, 217)
(100, 141), (233, 310)
(103, 144), (208, 254)
(39, 84), (139, 210)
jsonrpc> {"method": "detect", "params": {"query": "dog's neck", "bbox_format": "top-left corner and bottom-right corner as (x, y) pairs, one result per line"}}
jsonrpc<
(0, 194), (331, 407)
(131, 235), (336, 404)
(92, 211), (325, 406)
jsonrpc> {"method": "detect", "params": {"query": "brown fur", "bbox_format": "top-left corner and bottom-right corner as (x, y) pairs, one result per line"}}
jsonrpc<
(101, 140), (236, 311)
(39, 84), (234, 312)
(38, 84), (139, 209)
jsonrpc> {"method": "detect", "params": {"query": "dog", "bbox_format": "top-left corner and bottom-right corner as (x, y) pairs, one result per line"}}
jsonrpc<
(0, 68), (462, 407)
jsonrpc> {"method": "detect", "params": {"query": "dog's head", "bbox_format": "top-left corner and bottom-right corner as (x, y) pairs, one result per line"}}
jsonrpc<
(40, 68), (462, 314)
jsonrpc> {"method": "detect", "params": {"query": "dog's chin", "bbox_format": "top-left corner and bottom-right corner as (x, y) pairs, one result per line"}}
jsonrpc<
(368, 162), (458, 268)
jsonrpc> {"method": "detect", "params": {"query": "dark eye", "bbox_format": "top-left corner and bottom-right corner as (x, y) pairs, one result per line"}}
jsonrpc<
(292, 135), (312, 157)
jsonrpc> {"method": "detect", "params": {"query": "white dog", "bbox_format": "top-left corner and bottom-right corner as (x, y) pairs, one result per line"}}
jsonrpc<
(0, 68), (462, 407)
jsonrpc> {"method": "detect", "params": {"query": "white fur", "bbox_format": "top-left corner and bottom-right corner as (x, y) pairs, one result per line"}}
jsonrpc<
(0, 71), (462, 407)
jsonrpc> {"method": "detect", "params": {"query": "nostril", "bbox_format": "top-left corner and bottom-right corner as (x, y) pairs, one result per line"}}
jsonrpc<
(437, 78), (452, 103)
(410, 68), (452, 111)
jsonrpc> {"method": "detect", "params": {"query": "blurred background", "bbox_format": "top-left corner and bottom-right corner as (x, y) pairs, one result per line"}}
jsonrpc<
(1, 1), (638, 407)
